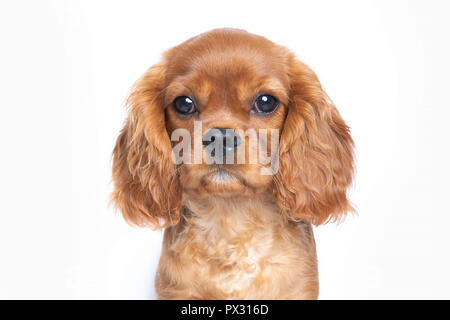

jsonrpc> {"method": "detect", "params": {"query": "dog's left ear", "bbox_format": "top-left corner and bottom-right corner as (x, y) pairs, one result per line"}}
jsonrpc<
(111, 62), (181, 229)
(273, 56), (355, 225)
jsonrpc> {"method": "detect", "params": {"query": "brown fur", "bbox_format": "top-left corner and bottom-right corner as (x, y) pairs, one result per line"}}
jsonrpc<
(112, 28), (354, 299)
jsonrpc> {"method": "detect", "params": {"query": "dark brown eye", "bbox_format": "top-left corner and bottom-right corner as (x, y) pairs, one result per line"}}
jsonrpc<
(172, 96), (196, 115)
(252, 94), (279, 114)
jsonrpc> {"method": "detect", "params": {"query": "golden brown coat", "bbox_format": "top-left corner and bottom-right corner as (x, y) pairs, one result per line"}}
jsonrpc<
(112, 28), (354, 299)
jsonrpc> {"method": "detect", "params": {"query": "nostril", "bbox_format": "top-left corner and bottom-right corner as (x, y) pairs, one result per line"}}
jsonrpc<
(233, 135), (240, 147)
(202, 128), (241, 155)
(203, 135), (215, 146)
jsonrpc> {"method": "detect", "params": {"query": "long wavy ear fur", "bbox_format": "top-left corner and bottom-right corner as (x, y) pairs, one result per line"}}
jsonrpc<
(112, 63), (181, 229)
(274, 56), (355, 225)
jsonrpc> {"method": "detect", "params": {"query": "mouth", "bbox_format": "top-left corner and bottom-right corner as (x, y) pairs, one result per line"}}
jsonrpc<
(187, 165), (270, 197)
(209, 168), (236, 184)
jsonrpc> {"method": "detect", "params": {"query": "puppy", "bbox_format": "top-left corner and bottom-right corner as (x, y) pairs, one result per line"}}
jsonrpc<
(112, 28), (354, 299)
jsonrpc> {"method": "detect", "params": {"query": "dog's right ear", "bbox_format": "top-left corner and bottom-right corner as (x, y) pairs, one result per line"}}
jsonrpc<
(273, 56), (355, 225)
(112, 63), (181, 229)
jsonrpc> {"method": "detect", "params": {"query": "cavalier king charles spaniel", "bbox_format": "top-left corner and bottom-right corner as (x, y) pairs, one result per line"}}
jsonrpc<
(112, 28), (354, 299)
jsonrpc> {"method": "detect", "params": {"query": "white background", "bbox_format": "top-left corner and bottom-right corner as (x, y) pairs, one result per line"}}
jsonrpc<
(1, 0), (449, 299)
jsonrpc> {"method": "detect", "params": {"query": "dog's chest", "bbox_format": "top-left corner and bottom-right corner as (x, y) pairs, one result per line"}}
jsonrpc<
(208, 226), (274, 295)
(177, 212), (308, 299)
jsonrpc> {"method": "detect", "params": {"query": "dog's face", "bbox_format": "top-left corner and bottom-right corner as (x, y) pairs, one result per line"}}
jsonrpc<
(164, 32), (290, 198)
(112, 29), (354, 228)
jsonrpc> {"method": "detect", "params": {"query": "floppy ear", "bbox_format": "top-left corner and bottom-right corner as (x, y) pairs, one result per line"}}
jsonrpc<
(274, 57), (355, 225)
(112, 63), (181, 229)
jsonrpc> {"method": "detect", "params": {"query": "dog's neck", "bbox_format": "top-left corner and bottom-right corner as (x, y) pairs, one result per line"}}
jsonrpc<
(180, 192), (288, 240)
(161, 191), (318, 300)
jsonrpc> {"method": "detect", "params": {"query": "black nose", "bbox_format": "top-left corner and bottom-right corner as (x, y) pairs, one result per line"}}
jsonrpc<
(202, 127), (241, 157)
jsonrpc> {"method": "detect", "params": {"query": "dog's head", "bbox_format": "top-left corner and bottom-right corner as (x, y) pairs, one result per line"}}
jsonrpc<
(112, 29), (354, 228)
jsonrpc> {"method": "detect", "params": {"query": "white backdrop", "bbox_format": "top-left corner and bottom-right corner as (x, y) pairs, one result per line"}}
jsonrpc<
(1, 0), (449, 299)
